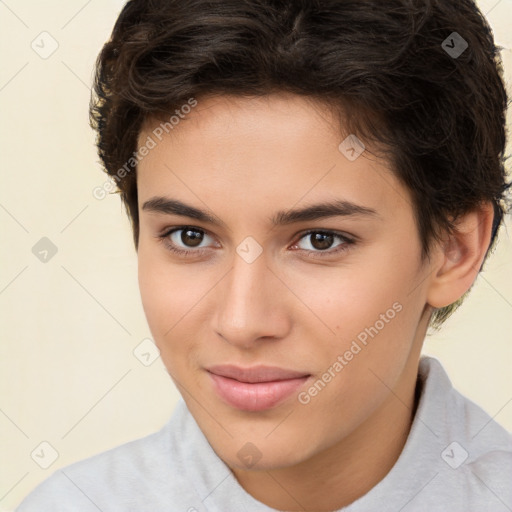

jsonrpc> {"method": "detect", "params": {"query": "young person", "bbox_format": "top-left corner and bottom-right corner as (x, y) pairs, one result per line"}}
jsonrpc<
(16, 0), (512, 510)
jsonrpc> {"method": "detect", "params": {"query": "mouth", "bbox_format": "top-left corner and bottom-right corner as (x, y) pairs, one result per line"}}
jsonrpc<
(206, 364), (311, 412)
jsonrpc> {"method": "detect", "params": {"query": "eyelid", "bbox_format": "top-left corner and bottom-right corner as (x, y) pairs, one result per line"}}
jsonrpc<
(158, 225), (356, 242)
(294, 228), (356, 244)
(158, 225), (218, 250)
(157, 225), (356, 257)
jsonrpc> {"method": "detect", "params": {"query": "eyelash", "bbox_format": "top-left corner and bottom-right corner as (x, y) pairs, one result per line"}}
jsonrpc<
(156, 225), (356, 259)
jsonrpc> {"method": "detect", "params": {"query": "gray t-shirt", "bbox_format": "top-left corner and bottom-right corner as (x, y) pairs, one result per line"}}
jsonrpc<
(15, 356), (512, 511)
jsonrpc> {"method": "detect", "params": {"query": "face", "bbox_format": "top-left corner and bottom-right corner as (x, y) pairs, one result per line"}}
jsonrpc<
(136, 93), (434, 472)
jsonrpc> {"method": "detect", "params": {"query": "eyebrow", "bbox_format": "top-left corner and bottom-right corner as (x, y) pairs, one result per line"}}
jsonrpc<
(142, 196), (379, 228)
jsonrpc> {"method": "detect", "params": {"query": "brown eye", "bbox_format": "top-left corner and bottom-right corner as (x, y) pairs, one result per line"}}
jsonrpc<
(179, 228), (204, 247)
(158, 226), (215, 257)
(294, 230), (353, 254)
(309, 232), (335, 251)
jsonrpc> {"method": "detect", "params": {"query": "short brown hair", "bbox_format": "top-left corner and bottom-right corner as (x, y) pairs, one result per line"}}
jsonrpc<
(89, 0), (511, 330)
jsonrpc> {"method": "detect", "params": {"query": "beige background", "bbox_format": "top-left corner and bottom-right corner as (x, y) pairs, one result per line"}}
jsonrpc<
(0, 0), (511, 509)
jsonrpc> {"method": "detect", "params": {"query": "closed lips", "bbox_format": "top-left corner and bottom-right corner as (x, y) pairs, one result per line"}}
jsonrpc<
(206, 364), (311, 383)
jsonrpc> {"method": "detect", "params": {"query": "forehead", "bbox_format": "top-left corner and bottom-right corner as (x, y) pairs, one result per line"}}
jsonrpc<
(140, 93), (342, 148)
(136, 94), (413, 224)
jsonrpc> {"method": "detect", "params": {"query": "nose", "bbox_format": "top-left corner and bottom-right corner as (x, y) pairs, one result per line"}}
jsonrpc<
(213, 248), (291, 349)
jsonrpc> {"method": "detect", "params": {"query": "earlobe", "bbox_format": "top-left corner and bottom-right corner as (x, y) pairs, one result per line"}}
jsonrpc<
(426, 201), (495, 309)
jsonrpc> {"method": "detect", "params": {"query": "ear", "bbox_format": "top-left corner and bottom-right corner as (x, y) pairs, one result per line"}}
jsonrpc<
(426, 201), (495, 309)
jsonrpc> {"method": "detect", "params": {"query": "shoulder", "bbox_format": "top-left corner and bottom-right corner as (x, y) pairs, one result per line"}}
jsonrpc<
(420, 356), (512, 446)
(420, 356), (512, 508)
(15, 419), (177, 511)
(456, 394), (512, 505)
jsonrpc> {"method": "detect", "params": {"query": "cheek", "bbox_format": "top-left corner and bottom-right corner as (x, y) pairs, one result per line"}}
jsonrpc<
(288, 261), (407, 342)
(137, 247), (212, 369)
(288, 257), (418, 396)
(294, 275), (414, 432)
(138, 248), (186, 341)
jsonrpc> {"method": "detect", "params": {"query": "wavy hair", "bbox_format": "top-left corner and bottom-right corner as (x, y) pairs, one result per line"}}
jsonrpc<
(89, 0), (510, 330)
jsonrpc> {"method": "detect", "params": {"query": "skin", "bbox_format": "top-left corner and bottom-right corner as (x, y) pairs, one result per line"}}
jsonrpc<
(136, 93), (494, 511)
